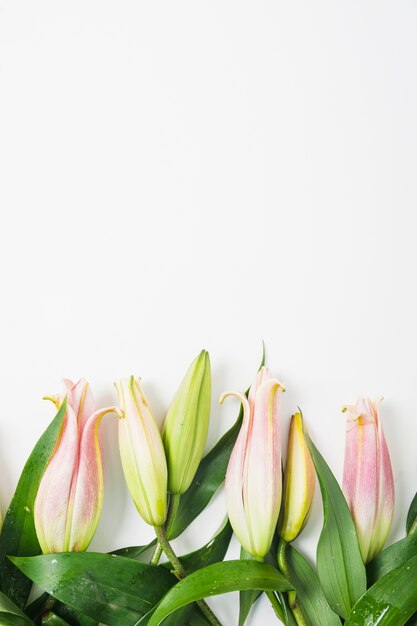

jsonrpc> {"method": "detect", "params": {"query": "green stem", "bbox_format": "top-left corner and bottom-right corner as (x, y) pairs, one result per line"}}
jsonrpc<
(149, 493), (182, 566)
(277, 539), (307, 626)
(265, 590), (285, 621)
(154, 525), (222, 626)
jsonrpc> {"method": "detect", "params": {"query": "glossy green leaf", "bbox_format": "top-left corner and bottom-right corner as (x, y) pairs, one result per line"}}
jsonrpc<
(174, 518), (233, 574)
(406, 492), (417, 536)
(0, 401), (67, 609)
(367, 533), (417, 585)
(286, 545), (342, 626)
(238, 548), (262, 626)
(0, 589), (34, 625)
(345, 553), (417, 626)
(10, 552), (175, 626)
(304, 430), (366, 619)
(144, 560), (292, 626)
(26, 592), (98, 626)
(111, 540), (157, 559)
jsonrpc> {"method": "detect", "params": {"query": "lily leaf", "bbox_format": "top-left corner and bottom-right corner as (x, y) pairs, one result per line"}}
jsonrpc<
(406, 492), (417, 536)
(286, 545), (342, 626)
(144, 560), (292, 626)
(238, 548), (262, 626)
(345, 553), (417, 626)
(0, 401), (67, 608)
(10, 552), (175, 626)
(0, 589), (34, 625)
(304, 429), (366, 619)
(367, 533), (417, 585)
(111, 540), (157, 559)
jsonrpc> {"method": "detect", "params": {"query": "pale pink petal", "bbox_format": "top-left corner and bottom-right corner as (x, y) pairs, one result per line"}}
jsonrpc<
(221, 391), (253, 554)
(343, 398), (379, 562)
(63, 378), (96, 431)
(248, 366), (272, 413)
(34, 405), (79, 553)
(368, 403), (394, 559)
(244, 378), (283, 557)
(68, 406), (117, 551)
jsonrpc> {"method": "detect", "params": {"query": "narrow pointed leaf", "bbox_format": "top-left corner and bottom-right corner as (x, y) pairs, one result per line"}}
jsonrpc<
(286, 545), (342, 626)
(171, 519), (233, 574)
(304, 431), (366, 619)
(0, 401), (67, 608)
(345, 553), (417, 626)
(10, 552), (175, 626)
(0, 590), (34, 625)
(406, 492), (417, 535)
(367, 533), (417, 585)
(26, 592), (97, 626)
(238, 548), (262, 626)
(111, 540), (157, 559)
(144, 560), (292, 626)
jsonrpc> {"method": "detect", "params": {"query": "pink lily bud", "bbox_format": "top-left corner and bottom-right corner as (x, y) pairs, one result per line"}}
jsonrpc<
(34, 379), (118, 554)
(220, 367), (284, 558)
(115, 377), (168, 527)
(342, 397), (394, 563)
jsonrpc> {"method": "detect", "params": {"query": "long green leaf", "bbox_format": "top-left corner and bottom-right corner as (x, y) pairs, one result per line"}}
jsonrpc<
(27, 591), (99, 626)
(143, 560), (292, 626)
(26, 592), (98, 626)
(0, 401), (67, 608)
(174, 518), (233, 574)
(238, 549), (262, 626)
(10, 552), (175, 626)
(0, 589), (34, 625)
(406, 492), (417, 535)
(111, 540), (157, 559)
(367, 533), (417, 585)
(286, 545), (342, 626)
(345, 553), (417, 626)
(304, 430), (366, 619)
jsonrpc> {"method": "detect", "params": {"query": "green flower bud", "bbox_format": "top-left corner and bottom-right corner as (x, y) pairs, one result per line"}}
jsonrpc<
(163, 350), (211, 495)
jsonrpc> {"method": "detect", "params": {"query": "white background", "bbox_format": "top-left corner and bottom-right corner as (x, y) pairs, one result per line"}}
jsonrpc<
(1, 2), (416, 624)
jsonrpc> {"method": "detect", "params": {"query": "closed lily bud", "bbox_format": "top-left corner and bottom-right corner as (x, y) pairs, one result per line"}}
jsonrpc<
(220, 367), (284, 558)
(279, 412), (315, 542)
(115, 377), (168, 526)
(34, 379), (118, 554)
(342, 397), (394, 563)
(163, 350), (211, 495)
